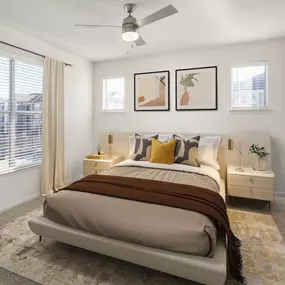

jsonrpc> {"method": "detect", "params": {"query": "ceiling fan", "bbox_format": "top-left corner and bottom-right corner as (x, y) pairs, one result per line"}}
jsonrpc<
(75, 3), (178, 46)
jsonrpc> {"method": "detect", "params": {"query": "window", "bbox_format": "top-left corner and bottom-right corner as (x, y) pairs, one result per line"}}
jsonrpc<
(0, 55), (43, 174)
(103, 77), (124, 111)
(231, 62), (268, 110)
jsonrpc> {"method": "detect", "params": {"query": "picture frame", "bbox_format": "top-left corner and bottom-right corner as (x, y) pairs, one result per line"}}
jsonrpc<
(175, 66), (218, 111)
(134, 70), (170, 111)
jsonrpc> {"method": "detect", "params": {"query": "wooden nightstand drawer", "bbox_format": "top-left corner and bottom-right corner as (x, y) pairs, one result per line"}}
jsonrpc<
(84, 160), (112, 171)
(84, 160), (98, 169)
(97, 162), (112, 171)
(83, 155), (125, 177)
(252, 188), (274, 201)
(228, 185), (274, 201)
(83, 169), (98, 176)
(228, 185), (252, 199)
(228, 174), (274, 189)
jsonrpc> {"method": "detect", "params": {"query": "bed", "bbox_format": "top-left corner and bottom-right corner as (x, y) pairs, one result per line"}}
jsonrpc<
(29, 133), (272, 285)
(29, 159), (227, 285)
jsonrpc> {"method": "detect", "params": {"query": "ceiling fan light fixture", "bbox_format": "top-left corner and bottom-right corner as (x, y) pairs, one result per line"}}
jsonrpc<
(122, 31), (139, 42)
(121, 12), (139, 42)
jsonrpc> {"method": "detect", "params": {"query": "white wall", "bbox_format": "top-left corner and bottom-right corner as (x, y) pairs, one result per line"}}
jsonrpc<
(0, 23), (93, 213)
(93, 39), (285, 196)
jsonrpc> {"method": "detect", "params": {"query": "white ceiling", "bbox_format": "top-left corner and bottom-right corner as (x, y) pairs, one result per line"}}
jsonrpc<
(0, 0), (285, 62)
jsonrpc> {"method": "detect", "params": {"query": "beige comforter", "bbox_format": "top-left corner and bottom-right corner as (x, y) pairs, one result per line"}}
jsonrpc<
(44, 164), (220, 257)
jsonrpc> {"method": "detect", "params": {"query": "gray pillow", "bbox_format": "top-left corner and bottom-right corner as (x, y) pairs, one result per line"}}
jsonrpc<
(131, 133), (159, 161)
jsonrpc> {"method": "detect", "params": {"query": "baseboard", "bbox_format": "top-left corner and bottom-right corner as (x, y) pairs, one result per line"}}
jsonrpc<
(0, 192), (40, 214)
(0, 173), (83, 214)
(276, 192), (285, 197)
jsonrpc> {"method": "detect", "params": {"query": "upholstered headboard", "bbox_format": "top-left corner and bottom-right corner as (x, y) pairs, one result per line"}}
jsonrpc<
(98, 132), (271, 179)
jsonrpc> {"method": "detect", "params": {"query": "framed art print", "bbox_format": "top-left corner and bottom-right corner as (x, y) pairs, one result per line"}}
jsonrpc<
(134, 70), (170, 111)
(175, 66), (217, 111)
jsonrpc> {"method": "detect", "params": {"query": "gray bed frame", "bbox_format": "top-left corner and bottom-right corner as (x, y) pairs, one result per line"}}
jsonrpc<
(29, 180), (227, 285)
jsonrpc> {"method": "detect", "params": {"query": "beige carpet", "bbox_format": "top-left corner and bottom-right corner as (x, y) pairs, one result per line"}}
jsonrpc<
(0, 198), (285, 285)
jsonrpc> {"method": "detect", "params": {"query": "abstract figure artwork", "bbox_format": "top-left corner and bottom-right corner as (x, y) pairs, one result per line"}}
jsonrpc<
(134, 70), (170, 111)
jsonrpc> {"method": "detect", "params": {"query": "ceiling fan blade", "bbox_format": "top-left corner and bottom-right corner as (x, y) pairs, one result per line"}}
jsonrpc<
(135, 36), (146, 47)
(135, 5), (178, 28)
(74, 24), (121, 28)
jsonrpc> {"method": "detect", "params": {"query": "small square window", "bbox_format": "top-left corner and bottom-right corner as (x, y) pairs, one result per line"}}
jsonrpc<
(103, 77), (125, 111)
(231, 62), (268, 111)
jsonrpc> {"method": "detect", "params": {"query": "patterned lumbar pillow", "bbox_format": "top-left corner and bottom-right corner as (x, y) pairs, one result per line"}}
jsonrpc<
(172, 134), (201, 167)
(131, 133), (159, 161)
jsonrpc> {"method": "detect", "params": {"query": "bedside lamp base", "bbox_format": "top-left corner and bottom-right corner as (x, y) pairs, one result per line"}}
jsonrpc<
(235, 167), (244, 172)
(108, 144), (112, 159)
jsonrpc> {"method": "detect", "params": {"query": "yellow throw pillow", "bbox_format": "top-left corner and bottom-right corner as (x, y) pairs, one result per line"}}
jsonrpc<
(150, 139), (177, 164)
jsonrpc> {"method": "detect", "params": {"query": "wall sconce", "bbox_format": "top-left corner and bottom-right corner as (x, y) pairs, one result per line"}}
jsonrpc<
(108, 134), (113, 158)
(228, 138), (233, 151)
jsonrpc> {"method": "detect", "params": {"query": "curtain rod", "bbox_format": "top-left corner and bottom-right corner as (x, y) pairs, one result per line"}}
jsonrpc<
(0, 40), (72, 67)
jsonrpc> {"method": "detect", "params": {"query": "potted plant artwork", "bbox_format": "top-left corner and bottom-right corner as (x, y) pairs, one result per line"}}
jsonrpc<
(175, 66), (217, 111)
(249, 144), (270, 171)
(180, 73), (199, 106)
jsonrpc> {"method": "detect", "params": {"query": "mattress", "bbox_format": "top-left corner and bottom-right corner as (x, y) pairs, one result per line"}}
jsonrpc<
(44, 161), (221, 257)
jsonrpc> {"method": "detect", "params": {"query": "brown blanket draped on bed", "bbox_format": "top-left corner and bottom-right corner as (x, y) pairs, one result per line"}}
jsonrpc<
(59, 174), (245, 284)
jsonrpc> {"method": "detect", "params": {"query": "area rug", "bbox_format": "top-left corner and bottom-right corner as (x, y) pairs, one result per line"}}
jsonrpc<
(0, 267), (41, 285)
(0, 198), (285, 285)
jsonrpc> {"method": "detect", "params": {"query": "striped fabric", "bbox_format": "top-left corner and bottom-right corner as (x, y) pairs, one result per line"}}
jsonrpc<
(131, 134), (159, 161)
(172, 134), (201, 167)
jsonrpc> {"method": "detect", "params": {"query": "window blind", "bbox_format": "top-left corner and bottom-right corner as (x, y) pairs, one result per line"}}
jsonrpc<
(231, 62), (268, 110)
(0, 56), (43, 174)
(103, 77), (125, 111)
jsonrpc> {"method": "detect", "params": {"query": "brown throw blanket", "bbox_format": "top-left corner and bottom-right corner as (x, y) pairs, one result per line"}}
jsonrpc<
(60, 174), (245, 284)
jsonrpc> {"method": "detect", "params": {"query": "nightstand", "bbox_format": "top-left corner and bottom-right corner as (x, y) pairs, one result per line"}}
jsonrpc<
(227, 165), (275, 209)
(83, 155), (124, 176)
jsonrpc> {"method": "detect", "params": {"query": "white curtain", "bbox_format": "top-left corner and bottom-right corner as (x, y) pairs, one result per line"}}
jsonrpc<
(41, 57), (66, 195)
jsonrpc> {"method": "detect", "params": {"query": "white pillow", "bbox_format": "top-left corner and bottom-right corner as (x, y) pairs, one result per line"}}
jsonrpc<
(128, 133), (171, 157)
(198, 136), (221, 170)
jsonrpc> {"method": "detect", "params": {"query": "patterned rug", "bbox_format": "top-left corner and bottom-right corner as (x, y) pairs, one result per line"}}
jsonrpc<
(0, 267), (41, 285)
(0, 198), (285, 285)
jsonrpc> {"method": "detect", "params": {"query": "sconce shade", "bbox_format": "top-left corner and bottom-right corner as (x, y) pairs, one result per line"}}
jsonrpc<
(228, 138), (233, 151)
(108, 134), (113, 144)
